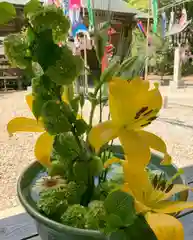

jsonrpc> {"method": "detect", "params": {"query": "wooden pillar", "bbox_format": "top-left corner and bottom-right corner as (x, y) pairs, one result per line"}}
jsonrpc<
(15, 7), (24, 32)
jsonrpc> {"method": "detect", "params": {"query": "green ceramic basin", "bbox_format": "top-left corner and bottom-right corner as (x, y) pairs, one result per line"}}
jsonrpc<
(17, 146), (188, 240)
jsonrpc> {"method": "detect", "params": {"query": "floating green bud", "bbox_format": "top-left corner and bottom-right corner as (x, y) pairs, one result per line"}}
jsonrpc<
(46, 46), (84, 86)
(61, 205), (87, 229)
(4, 33), (30, 69)
(41, 100), (72, 135)
(30, 5), (70, 43)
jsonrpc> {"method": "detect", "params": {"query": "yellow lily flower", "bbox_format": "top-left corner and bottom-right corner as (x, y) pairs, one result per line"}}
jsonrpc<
(109, 158), (193, 240)
(7, 94), (54, 167)
(88, 77), (171, 166)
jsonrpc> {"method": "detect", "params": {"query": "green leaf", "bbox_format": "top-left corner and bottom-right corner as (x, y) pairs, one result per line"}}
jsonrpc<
(41, 100), (72, 135)
(26, 27), (36, 45)
(24, 0), (41, 16)
(104, 190), (136, 227)
(73, 161), (89, 183)
(110, 230), (128, 240)
(120, 56), (145, 80)
(89, 156), (103, 177)
(94, 29), (108, 63)
(75, 119), (88, 136)
(0, 2), (16, 25)
(106, 214), (123, 231)
(100, 60), (120, 83)
(125, 215), (157, 240)
(117, 56), (138, 76)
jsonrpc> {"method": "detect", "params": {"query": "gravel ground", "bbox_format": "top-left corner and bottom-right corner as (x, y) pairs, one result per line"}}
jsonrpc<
(1, 88), (193, 211)
(0, 91), (38, 211)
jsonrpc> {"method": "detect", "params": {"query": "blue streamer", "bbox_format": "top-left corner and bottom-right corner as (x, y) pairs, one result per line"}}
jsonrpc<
(161, 12), (167, 38)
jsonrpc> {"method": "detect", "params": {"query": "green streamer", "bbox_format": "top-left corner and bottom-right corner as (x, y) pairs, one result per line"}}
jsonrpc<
(152, 0), (158, 33)
(87, 0), (94, 29)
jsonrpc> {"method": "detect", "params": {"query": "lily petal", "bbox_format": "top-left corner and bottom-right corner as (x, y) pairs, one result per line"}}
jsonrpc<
(34, 132), (54, 167)
(146, 83), (163, 112)
(154, 200), (193, 214)
(88, 120), (119, 152)
(145, 212), (184, 240)
(109, 78), (162, 127)
(109, 78), (138, 125)
(62, 86), (69, 103)
(122, 182), (150, 213)
(25, 93), (33, 112)
(7, 117), (44, 136)
(122, 161), (154, 203)
(132, 83), (162, 128)
(160, 184), (190, 201)
(119, 129), (151, 167)
(128, 77), (150, 93)
(138, 130), (172, 165)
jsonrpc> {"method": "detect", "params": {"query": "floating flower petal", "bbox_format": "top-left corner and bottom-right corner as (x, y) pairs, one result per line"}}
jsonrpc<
(35, 132), (54, 167)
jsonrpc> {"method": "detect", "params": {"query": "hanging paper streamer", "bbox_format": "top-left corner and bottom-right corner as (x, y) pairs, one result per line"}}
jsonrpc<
(69, 10), (81, 24)
(151, 0), (158, 33)
(69, 0), (81, 8)
(69, 0), (81, 24)
(63, 0), (69, 15)
(136, 19), (153, 46)
(137, 20), (146, 36)
(161, 12), (167, 38)
(168, 10), (174, 31)
(180, 8), (187, 26)
(87, 0), (94, 30)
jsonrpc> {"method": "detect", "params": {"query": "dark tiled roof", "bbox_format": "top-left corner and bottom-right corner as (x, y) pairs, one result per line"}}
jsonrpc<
(3, 0), (148, 18)
(82, 0), (138, 14)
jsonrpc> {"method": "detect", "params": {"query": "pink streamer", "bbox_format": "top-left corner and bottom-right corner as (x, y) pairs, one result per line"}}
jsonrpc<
(69, 0), (81, 9)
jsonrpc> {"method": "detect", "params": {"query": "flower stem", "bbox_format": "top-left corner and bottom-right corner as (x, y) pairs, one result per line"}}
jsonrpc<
(89, 102), (97, 128)
(88, 80), (104, 128)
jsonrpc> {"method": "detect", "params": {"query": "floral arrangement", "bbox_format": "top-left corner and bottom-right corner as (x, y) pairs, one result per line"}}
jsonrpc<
(3, 1), (193, 239)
